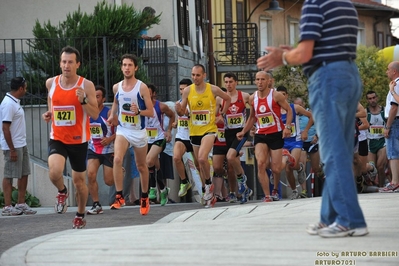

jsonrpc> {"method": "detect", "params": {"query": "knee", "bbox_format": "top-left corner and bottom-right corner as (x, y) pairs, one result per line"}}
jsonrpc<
(113, 155), (124, 166)
(173, 156), (182, 165)
(197, 156), (208, 167)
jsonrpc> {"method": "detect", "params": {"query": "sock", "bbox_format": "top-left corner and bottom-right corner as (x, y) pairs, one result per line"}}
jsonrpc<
(237, 173), (243, 179)
(116, 190), (123, 197)
(149, 166), (156, 188)
(202, 187), (206, 193)
(141, 192), (148, 198)
(205, 178), (212, 185)
(181, 178), (188, 184)
(93, 201), (100, 206)
(76, 212), (85, 218)
(156, 169), (165, 190)
(59, 186), (67, 194)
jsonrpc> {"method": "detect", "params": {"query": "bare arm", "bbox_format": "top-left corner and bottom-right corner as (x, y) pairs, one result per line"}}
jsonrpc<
(175, 86), (190, 116)
(78, 79), (99, 120)
(107, 84), (119, 126)
(237, 94), (255, 140)
(275, 92), (292, 138)
(212, 85), (231, 115)
(42, 78), (54, 122)
(295, 104), (314, 141)
(356, 102), (367, 118)
(138, 83), (154, 117)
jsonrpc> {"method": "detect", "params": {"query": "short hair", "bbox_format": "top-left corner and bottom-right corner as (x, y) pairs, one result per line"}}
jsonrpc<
(60, 46), (81, 63)
(193, 64), (206, 73)
(10, 77), (26, 91)
(276, 85), (288, 93)
(120, 54), (138, 67)
(366, 90), (377, 97)
(147, 83), (157, 94)
(95, 85), (106, 98)
(223, 72), (237, 81)
(143, 6), (156, 16)
(179, 79), (192, 86)
(220, 87), (227, 92)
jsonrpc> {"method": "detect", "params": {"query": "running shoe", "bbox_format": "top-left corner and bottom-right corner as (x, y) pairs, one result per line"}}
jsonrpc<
(291, 190), (300, 200)
(237, 175), (248, 195)
(110, 194), (125, 210)
(72, 217), (86, 229)
(87, 202), (103, 215)
(203, 183), (214, 201)
(282, 148), (296, 167)
(149, 187), (157, 200)
(300, 189), (308, 198)
(160, 187), (170, 206)
(1, 205), (23, 216)
(271, 189), (280, 201)
(140, 197), (150, 215)
(240, 188), (253, 204)
(55, 192), (68, 214)
(306, 222), (328, 235)
(178, 182), (192, 197)
(205, 195), (217, 208)
(379, 182), (399, 193)
(263, 196), (273, 202)
(15, 203), (37, 215)
(228, 192), (237, 203)
(318, 222), (369, 238)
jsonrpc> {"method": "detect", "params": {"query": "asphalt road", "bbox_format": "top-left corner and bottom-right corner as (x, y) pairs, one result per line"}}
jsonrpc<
(0, 202), (231, 256)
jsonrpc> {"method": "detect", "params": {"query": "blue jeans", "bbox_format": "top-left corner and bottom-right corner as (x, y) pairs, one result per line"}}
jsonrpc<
(386, 119), (399, 160)
(308, 60), (367, 229)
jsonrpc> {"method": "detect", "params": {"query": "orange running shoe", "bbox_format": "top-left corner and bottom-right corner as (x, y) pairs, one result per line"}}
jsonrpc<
(110, 194), (125, 210)
(282, 148), (296, 167)
(140, 197), (150, 215)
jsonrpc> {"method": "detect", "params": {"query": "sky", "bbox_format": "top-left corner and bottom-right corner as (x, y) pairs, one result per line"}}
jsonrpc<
(384, 0), (399, 38)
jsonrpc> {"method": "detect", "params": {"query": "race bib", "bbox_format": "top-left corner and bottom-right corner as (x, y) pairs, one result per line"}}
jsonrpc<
(90, 122), (103, 139)
(289, 123), (296, 137)
(121, 111), (138, 128)
(191, 110), (210, 126)
(178, 117), (189, 129)
(146, 127), (158, 141)
(257, 112), (275, 128)
(217, 128), (225, 142)
(369, 125), (384, 137)
(226, 113), (244, 129)
(53, 106), (76, 126)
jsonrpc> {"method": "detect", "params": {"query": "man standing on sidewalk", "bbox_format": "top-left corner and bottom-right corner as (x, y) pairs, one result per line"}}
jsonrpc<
(42, 46), (99, 229)
(1, 77), (36, 216)
(382, 61), (399, 192)
(257, 0), (368, 237)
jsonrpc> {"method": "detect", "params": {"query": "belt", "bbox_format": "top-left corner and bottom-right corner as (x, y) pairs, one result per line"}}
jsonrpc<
(306, 58), (354, 78)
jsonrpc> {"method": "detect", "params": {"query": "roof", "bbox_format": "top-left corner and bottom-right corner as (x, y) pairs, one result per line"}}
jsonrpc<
(352, 0), (399, 15)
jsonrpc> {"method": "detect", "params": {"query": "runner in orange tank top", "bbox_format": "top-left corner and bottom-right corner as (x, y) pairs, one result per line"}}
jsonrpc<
(42, 46), (99, 229)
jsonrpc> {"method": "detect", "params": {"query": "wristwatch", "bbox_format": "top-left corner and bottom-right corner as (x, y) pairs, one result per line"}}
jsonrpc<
(285, 125), (292, 130)
(81, 97), (88, 105)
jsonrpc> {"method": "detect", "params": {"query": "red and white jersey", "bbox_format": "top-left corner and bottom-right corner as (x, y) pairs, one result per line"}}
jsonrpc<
(253, 89), (284, 134)
(222, 90), (247, 130)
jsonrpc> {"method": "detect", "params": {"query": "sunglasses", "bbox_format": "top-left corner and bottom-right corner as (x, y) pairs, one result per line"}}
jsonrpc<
(122, 103), (131, 111)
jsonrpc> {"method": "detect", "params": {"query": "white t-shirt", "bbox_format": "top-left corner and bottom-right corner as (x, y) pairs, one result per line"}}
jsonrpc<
(0, 93), (27, 149)
(385, 77), (399, 118)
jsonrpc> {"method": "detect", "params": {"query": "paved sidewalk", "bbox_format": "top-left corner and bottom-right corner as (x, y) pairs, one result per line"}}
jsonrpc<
(1, 193), (399, 266)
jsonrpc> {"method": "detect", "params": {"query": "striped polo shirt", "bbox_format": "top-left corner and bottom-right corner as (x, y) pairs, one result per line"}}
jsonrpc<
(300, 0), (358, 75)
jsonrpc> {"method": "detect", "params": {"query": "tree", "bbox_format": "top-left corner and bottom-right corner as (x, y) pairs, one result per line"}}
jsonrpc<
(356, 45), (389, 107)
(23, 1), (160, 102)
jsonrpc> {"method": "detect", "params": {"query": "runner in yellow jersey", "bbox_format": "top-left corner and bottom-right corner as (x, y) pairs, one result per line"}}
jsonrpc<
(176, 64), (231, 207)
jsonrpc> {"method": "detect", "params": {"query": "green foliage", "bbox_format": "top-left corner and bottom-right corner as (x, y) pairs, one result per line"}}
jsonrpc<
(22, 1), (160, 100)
(0, 187), (41, 208)
(272, 45), (390, 108)
(273, 65), (309, 107)
(355, 45), (390, 107)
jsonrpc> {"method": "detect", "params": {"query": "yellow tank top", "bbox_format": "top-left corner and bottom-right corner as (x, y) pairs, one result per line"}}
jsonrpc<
(187, 83), (217, 136)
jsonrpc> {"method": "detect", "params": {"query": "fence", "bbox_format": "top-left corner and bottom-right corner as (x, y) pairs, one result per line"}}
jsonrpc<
(0, 37), (169, 162)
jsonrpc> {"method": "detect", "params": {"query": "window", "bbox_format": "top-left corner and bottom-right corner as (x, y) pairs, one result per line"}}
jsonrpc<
(357, 22), (365, 45)
(260, 17), (271, 55)
(289, 20), (300, 46)
(177, 0), (190, 46)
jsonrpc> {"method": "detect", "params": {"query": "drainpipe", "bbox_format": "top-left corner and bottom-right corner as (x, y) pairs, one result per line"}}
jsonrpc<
(207, 0), (215, 84)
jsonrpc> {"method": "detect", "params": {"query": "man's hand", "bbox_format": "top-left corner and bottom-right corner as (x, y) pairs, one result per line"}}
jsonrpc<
(42, 111), (52, 123)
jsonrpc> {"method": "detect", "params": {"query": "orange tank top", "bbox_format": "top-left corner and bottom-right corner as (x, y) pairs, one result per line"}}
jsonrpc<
(49, 75), (90, 144)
